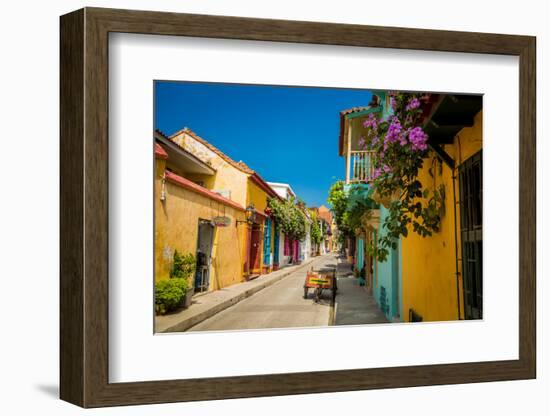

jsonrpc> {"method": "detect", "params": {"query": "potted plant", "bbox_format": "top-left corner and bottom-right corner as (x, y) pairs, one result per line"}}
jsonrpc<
(170, 251), (196, 308)
(155, 278), (188, 315)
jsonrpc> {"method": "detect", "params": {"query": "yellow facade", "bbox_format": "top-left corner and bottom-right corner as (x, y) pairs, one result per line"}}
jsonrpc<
(246, 179), (276, 273)
(171, 130), (250, 206)
(155, 128), (280, 291)
(154, 158), (249, 291)
(401, 111), (482, 322)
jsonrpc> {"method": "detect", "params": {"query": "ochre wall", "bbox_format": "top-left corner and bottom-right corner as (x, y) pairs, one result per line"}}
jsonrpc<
(155, 159), (248, 291)
(246, 179), (269, 211)
(246, 179), (274, 272)
(172, 131), (249, 206)
(401, 111), (482, 322)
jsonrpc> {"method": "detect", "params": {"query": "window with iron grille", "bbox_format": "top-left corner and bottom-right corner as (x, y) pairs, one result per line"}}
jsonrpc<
(459, 150), (483, 319)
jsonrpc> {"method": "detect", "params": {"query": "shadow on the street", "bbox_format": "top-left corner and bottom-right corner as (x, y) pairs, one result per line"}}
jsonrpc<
(303, 290), (334, 306)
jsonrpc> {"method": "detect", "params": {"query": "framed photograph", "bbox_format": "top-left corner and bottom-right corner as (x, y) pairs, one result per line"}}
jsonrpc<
(60, 7), (536, 408)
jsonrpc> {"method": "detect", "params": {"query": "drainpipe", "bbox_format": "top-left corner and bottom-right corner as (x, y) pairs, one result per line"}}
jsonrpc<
(452, 170), (462, 320)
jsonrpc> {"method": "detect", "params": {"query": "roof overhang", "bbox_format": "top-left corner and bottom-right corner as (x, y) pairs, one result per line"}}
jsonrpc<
(266, 182), (297, 199)
(155, 133), (216, 175)
(422, 94), (482, 169)
(338, 106), (383, 156)
(250, 173), (282, 200)
(423, 94), (483, 145)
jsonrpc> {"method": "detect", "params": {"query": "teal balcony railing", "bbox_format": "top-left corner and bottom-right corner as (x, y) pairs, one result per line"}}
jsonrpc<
(350, 150), (376, 183)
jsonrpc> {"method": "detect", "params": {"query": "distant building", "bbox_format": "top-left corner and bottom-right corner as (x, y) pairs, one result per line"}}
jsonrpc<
(317, 205), (334, 254)
(266, 182), (312, 267)
(267, 182), (296, 201)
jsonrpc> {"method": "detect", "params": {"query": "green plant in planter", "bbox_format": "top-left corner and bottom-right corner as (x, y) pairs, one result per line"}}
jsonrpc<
(170, 250), (196, 280)
(155, 278), (188, 315)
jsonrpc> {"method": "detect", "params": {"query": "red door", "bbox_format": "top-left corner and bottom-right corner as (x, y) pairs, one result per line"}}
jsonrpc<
(248, 224), (262, 277)
(292, 240), (300, 264)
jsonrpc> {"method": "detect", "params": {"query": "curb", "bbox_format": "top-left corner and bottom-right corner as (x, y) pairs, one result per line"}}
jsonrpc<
(160, 257), (317, 332)
(329, 299), (336, 325)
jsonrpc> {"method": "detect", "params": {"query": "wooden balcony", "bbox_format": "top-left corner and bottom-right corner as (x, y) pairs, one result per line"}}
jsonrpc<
(346, 150), (376, 184)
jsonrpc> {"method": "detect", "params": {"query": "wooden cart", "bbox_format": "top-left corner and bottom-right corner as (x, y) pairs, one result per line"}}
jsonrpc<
(303, 267), (337, 303)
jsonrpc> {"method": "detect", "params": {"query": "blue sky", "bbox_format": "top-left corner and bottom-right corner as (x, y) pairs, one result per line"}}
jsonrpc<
(155, 81), (372, 207)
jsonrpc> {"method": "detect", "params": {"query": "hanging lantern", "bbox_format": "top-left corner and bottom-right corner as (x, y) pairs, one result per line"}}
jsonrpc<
(245, 204), (256, 225)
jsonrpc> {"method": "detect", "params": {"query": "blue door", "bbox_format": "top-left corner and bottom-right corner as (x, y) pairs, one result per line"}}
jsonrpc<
(273, 222), (280, 265)
(263, 218), (272, 266)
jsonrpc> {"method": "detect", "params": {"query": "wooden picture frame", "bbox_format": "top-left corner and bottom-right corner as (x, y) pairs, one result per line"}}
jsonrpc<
(60, 7), (536, 408)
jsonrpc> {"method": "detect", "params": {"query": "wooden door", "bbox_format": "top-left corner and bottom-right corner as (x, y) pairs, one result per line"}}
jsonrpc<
(273, 222), (280, 266)
(263, 218), (272, 266)
(248, 223), (262, 275)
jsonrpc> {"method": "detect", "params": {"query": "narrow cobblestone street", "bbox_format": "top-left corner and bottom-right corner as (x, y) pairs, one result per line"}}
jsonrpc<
(189, 254), (338, 331)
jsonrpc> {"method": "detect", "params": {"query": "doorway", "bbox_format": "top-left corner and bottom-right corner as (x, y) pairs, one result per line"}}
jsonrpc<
(195, 220), (215, 293)
(247, 223), (262, 277)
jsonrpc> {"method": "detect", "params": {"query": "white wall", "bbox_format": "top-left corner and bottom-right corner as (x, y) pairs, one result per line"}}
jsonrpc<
(301, 222), (311, 261)
(0, 1), (546, 415)
(278, 230), (291, 267)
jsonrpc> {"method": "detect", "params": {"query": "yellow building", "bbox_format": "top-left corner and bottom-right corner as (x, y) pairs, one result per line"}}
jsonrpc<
(246, 173), (280, 275)
(155, 128), (280, 294)
(338, 93), (482, 323)
(401, 97), (483, 322)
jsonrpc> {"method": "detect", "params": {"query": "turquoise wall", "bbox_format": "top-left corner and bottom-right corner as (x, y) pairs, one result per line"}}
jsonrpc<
(355, 237), (364, 272)
(373, 206), (402, 321)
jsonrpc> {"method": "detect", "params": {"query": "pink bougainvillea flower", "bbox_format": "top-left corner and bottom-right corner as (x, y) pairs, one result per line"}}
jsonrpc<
(384, 117), (402, 146)
(408, 126), (429, 151)
(399, 129), (409, 146)
(405, 97), (421, 111)
(363, 113), (378, 129)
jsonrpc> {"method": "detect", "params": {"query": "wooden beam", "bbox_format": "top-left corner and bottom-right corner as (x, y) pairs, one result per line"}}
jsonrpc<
(429, 116), (475, 128)
(345, 122), (352, 184)
(428, 141), (455, 169)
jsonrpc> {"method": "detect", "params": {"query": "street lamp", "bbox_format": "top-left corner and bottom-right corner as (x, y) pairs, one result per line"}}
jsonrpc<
(237, 204), (257, 226)
(245, 204), (257, 224)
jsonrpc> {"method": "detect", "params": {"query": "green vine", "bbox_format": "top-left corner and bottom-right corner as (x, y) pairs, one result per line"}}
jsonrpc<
(309, 212), (323, 245)
(267, 196), (307, 241)
(327, 181), (351, 238)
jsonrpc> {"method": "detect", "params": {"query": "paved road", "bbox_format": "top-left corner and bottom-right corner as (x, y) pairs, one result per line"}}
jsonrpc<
(189, 254), (338, 332)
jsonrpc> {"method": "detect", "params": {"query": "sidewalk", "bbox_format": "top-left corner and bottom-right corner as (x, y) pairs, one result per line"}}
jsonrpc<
(156, 257), (317, 333)
(333, 256), (388, 325)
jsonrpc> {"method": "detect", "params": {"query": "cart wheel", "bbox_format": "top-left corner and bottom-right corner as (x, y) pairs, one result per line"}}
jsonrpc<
(303, 287), (308, 299)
